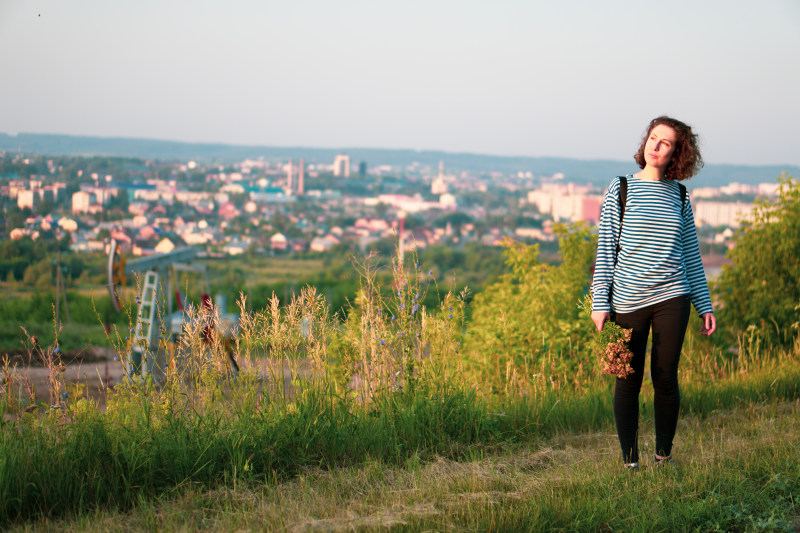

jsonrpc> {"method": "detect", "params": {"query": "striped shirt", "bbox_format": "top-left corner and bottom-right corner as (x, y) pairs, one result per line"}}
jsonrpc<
(591, 175), (713, 315)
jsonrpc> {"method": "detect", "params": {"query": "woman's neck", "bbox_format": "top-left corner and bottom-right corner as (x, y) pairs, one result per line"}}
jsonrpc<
(634, 165), (665, 181)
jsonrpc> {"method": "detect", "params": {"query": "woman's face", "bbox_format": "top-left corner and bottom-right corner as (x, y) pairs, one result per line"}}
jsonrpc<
(643, 124), (677, 169)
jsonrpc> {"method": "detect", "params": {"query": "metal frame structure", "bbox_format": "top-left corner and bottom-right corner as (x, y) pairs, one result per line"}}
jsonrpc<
(107, 239), (205, 381)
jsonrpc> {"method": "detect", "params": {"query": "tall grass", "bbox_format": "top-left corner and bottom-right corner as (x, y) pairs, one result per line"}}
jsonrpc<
(1, 247), (799, 528)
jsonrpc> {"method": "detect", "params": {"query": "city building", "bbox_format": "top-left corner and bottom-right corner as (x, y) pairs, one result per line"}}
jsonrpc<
(333, 154), (350, 177)
(71, 191), (93, 214)
(298, 159), (305, 195)
(694, 201), (756, 227)
(17, 189), (39, 210)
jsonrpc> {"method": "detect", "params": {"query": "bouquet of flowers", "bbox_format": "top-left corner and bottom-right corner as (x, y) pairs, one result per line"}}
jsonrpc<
(598, 325), (634, 378)
(581, 296), (635, 379)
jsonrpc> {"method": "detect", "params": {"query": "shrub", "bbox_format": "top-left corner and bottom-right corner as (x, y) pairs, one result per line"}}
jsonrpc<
(714, 175), (800, 347)
(465, 223), (596, 389)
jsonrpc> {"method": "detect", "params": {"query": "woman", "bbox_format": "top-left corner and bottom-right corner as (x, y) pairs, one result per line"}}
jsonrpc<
(590, 116), (716, 470)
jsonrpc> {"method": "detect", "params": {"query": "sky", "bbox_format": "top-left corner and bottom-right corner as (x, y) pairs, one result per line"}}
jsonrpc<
(1, 0), (799, 166)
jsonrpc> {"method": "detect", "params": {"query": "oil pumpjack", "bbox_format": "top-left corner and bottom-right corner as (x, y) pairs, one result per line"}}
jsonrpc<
(107, 239), (239, 382)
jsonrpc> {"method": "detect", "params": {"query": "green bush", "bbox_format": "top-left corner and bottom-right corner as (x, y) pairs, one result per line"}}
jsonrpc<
(715, 175), (800, 347)
(465, 223), (597, 388)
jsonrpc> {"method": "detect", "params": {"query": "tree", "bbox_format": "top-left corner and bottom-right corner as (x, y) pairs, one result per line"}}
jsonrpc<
(714, 175), (800, 347)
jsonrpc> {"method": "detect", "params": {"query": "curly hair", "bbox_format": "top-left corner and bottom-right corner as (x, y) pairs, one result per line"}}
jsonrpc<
(634, 116), (704, 181)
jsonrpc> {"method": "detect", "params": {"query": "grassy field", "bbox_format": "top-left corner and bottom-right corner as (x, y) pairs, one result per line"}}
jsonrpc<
(10, 399), (799, 532)
(2, 233), (799, 531)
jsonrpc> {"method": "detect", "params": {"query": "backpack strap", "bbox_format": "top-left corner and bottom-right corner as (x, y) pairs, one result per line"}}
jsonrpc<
(617, 176), (627, 254)
(678, 182), (687, 215)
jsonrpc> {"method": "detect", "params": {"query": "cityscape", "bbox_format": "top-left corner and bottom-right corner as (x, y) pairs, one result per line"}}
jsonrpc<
(2, 148), (777, 271)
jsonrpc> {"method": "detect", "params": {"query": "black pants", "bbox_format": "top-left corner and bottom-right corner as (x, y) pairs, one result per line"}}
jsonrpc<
(611, 295), (691, 463)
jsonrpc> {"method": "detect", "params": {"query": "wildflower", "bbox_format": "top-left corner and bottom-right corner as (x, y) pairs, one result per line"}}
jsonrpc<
(398, 289), (402, 297)
(377, 308), (382, 314)
(397, 332), (403, 338)
(416, 333), (421, 338)
(62, 392), (67, 399)
(448, 306), (452, 312)
(457, 341), (461, 345)
(113, 356), (118, 361)
(391, 315), (395, 321)
(380, 339), (386, 345)
(415, 293), (420, 300)
(125, 337), (129, 340)
(54, 346), (60, 354)
(399, 305), (405, 310)
(130, 328), (135, 334)
(449, 314), (453, 319)
(412, 304), (419, 314)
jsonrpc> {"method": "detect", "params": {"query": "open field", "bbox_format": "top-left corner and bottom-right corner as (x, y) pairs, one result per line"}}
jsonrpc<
(10, 399), (799, 532)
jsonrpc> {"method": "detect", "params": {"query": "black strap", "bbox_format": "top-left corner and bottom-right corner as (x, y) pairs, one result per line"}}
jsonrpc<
(678, 183), (687, 214)
(617, 176), (627, 254)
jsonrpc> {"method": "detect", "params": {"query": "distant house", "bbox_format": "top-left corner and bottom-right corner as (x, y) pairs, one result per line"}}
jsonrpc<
(354, 218), (390, 232)
(154, 236), (185, 254)
(222, 238), (250, 256)
(218, 202), (241, 220)
(128, 202), (149, 216)
(290, 238), (308, 253)
(182, 230), (215, 245)
(110, 227), (133, 246)
(136, 225), (159, 241)
(9, 228), (28, 240)
(310, 234), (340, 252)
(58, 217), (79, 232)
(270, 232), (288, 251)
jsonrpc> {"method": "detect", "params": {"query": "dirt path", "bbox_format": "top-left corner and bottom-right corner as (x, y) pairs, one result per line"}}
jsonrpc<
(4, 348), (316, 409)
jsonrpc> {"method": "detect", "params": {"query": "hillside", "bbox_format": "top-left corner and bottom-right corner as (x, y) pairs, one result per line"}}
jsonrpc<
(1, 132), (796, 187)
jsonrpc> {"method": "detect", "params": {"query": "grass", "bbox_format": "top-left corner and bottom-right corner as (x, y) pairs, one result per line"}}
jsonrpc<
(11, 399), (799, 532)
(0, 321), (111, 354)
(2, 242), (799, 531)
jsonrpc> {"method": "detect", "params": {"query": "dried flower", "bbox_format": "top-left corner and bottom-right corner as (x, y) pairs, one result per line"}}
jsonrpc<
(597, 326), (634, 379)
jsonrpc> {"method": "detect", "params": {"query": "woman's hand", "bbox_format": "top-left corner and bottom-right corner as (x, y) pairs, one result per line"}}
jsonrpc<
(699, 313), (716, 336)
(591, 311), (609, 332)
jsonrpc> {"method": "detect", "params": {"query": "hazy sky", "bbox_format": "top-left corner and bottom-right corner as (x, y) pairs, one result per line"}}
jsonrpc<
(1, 0), (799, 166)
